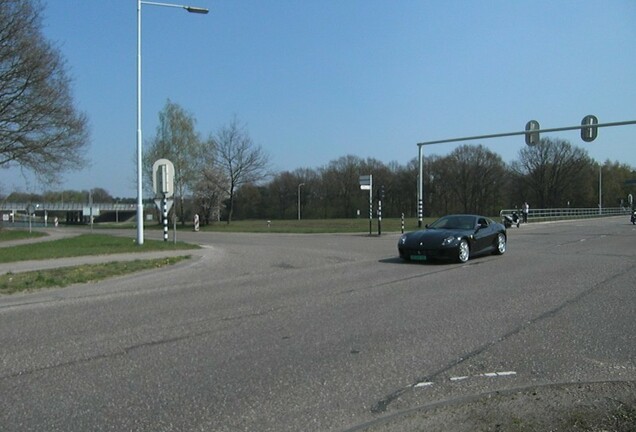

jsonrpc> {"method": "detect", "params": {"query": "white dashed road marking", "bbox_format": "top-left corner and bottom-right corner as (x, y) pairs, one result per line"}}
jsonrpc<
(413, 371), (517, 390)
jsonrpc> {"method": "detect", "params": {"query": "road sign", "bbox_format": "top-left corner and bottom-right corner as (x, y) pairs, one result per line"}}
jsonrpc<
(360, 175), (372, 190)
(82, 207), (100, 216)
(154, 198), (174, 213)
(152, 159), (175, 198)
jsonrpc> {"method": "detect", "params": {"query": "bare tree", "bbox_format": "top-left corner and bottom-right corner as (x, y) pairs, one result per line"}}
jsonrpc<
(0, 0), (89, 181)
(319, 155), (363, 218)
(209, 117), (270, 223)
(194, 167), (226, 225)
(511, 138), (594, 208)
(144, 100), (203, 224)
(438, 145), (507, 215)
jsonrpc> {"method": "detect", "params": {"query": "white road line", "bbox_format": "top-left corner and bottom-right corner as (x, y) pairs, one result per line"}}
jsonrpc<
(479, 371), (517, 377)
(413, 371), (517, 390)
(450, 376), (469, 381)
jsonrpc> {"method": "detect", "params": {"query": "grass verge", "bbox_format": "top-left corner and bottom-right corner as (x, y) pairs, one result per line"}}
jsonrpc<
(0, 230), (47, 242)
(0, 256), (189, 294)
(96, 218), (427, 233)
(187, 217), (436, 234)
(0, 233), (199, 263)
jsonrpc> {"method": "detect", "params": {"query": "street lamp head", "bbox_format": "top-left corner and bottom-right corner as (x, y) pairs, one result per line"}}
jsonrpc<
(185, 6), (209, 13)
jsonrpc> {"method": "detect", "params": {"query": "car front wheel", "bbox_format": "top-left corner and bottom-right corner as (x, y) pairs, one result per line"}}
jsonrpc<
(457, 239), (470, 263)
(494, 233), (506, 255)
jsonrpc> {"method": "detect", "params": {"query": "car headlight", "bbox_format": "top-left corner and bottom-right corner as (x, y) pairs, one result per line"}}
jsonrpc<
(399, 234), (407, 245)
(442, 236), (458, 246)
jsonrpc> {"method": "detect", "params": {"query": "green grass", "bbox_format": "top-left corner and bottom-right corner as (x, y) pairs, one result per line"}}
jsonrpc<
(9, 216), (467, 235)
(0, 233), (199, 294)
(0, 233), (199, 263)
(0, 217), (445, 294)
(97, 217), (439, 233)
(0, 229), (47, 242)
(98, 218), (428, 233)
(193, 217), (435, 233)
(0, 256), (189, 294)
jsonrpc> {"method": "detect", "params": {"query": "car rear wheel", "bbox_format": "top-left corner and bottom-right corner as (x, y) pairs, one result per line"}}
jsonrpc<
(494, 233), (506, 255)
(457, 239), (470, 263)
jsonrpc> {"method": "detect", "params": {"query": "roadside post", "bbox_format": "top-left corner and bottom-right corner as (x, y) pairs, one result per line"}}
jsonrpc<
(152, 159), (175, 242)
(377, 198), (382, 236)
(26, 204), (34, 234)
(359, 175), (372, 235)
(377, 185), (384, 236)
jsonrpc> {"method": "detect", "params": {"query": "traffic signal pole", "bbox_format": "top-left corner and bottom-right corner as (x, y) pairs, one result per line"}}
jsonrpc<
(416, 118), (636, 228)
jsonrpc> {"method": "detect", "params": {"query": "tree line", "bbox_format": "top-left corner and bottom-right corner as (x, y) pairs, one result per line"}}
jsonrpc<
(139, 101), (636, 224)
(7, 136), (634, 226)
(229, 141), (635, 222)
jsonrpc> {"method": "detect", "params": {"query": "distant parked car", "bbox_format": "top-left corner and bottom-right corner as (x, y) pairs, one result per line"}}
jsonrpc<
(398, 214), (507, 263)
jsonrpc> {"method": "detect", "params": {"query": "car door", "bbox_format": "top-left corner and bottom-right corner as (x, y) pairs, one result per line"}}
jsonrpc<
(473, 217), (495, 254)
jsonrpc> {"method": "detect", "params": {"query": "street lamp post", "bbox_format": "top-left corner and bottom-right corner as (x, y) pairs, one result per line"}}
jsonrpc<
(599, 165), (602, 215)
(298, 183), (305, 220)
(136, 0), (208, 245)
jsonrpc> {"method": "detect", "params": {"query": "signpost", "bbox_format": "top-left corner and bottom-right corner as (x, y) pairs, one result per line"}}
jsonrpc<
(152, 159), (175, 242)
(359, 175), (372, 235)
(377, 185), (384, 236)
(26, 204), (34, 234)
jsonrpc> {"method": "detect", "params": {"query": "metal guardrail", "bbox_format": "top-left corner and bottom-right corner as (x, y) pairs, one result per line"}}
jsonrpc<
(0, 202), (141, 211)
(500, 207), (631, 222)
(1, 202), (143, 226)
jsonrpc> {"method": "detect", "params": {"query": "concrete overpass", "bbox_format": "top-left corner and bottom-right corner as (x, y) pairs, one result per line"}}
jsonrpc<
(0, 202), (150, 224)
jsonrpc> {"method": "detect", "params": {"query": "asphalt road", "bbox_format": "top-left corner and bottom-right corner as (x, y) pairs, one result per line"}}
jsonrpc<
(1, 217), (635, 431)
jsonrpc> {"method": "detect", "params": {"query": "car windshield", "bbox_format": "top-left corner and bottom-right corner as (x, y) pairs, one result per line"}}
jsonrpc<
(428, 215), (475, 230)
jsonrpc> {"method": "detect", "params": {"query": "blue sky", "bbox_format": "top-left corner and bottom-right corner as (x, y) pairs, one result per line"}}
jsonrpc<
(5, 0), (636, 198)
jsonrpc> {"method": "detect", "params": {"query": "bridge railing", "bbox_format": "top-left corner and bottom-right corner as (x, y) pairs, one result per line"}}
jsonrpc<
(500, 207), (631, 222)
(0, 202), (141, 211)
(0, 202), (144, 226)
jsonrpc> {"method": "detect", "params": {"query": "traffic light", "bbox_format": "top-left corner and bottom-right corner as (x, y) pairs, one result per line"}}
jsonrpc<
(377, 185), (385, 201)
(525, 120), (540, 146)
(581, 115), (598, 142)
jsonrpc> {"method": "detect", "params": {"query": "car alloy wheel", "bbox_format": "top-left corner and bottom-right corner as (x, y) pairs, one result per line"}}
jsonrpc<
(457, 239), (470, 263)
(495, 233), (506, 255)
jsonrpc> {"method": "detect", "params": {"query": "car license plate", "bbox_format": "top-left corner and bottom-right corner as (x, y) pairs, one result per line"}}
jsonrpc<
(411, 255), (427, 261)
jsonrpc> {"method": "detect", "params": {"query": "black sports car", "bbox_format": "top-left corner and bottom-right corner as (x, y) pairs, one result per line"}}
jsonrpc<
(398, 214), (507, 263)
